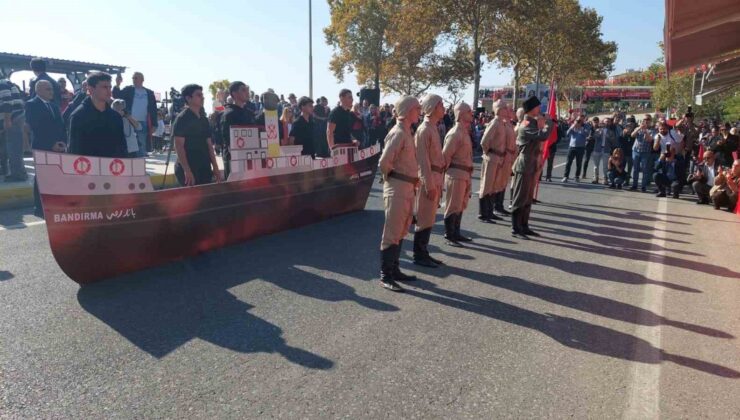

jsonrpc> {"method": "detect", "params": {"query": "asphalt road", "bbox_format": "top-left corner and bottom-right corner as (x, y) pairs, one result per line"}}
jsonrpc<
(1, 151), (739, 419)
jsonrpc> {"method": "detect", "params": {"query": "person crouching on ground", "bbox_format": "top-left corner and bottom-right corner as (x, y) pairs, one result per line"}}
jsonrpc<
(607, 148), (626, 189)
(653, 151), (680, 198)
(688, 150), (719, 205)
(377, 96), (422, 292)
(710, 159), (740, 211)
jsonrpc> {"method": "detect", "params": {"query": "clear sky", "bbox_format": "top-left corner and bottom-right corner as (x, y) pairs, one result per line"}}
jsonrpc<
(1, 0), (665, 109)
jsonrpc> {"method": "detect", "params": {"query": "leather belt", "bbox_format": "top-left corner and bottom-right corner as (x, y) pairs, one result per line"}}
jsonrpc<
(487, 149), (506, 157)
(430, 164), (444, 173)
(449, 163), (473, 173)
(388, 171), (419, 185)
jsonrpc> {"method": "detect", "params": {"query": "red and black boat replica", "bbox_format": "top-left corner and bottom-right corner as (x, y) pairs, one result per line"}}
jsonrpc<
(35, 98), (380, 284)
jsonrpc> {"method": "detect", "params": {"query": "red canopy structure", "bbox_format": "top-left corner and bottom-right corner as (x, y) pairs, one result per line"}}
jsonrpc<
(664, 0), (740, 73)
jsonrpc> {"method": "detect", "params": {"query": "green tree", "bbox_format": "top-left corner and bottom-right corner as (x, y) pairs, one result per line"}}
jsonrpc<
(434, 0), (508, 107)
(324, 0), (398, 89)
(208, 79), (230, 101)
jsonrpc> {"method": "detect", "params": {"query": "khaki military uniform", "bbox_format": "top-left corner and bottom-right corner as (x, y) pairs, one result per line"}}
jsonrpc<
(511, 116), (554, 231)
(379, 123), (418, 250)
(493, 120), (517, 193)
(443, 124), (473, 218)
(415, 118), (445, 231)
(478, 117), (508, 197)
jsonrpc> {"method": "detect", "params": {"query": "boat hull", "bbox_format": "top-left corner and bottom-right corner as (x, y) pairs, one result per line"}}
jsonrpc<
(41, 154), (380, 284)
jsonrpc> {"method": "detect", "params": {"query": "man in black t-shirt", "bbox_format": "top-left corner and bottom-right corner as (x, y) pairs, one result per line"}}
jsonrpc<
(289, 96), (316, 157)
(221, 81), (256, 179)
(172, 84), (222, 186)
(327, 89), (356, 149)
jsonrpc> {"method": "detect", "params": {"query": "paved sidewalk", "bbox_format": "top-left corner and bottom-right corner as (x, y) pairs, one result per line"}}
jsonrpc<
(0, 152), (225, 209)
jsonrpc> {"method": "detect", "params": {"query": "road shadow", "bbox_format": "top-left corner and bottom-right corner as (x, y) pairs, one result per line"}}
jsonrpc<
(533, 235), (740, 280)
(441, 268), (731, 339)
(463, 241), (701, 293)
(530, 219), (701, 256)
(540, 202), (691, 225)
(532, 208), (691, 236)
(77, 209), (396, 368)
(0, 270), (13, 281)
(405, 279), (740, 378)
(576, 203), (740, 224)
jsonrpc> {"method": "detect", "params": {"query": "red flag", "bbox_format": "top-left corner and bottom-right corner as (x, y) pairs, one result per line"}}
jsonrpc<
(541, 80), (558, 162)
(535, 80), (558, 199)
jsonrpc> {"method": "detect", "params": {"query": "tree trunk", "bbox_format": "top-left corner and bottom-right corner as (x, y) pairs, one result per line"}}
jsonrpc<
(472, 13), (481, 109)
(513, 61), (520, 110)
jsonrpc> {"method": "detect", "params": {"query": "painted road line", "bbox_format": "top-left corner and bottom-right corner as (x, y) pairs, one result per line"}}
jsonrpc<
(624, 198), (667, 420)
(0, 220), (46, 231)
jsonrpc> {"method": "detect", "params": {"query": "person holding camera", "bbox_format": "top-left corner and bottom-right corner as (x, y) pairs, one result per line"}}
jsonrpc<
(561, 114), (588, 183)
(688, 150), (719, 205)
(607, 148), (626, 189)
(710, 159), (740, 211)
(653, 151), (680, 198)
(630, 114), (656, 192)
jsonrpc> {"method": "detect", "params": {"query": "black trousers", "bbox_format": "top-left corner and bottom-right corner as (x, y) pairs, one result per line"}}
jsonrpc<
(545, 151), (556, 179)
(582, 149), (593, 177)
(563, 147), (584, 179)
(653, 173), (680, 195)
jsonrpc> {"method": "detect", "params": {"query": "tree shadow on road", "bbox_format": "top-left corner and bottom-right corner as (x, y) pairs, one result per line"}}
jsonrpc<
(77, 209), (396, 369)
(405, 279), (740, 378)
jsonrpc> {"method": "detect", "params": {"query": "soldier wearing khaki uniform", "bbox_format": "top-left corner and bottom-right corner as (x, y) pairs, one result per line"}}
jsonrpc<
(492, 107), (518, 215)
(478, 99), (509, 222)
(378, 96), (422, 292)
(412, 94), (447, 268)
(511, 96), (554, 239)
(442, 102), (474, 247)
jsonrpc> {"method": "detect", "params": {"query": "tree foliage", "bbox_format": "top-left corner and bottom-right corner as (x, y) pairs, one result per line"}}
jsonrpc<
(324, 0), (397, 88)
(208, 79), (230, 101)
(324, 0), (473, 97)
(487, 0), (616, 106)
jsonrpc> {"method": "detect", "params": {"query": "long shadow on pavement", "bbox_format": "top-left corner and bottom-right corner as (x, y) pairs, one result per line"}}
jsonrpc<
(529, 218), (701, 256)
(570, 202), (740, 224)
(533, 208), (692, 236)
(77, 209), (396, 369)
(405, 279), (740, 378)
(442, 266), (732, 339)
(462, 241), (701, 293)
(532, 234), (740, 280)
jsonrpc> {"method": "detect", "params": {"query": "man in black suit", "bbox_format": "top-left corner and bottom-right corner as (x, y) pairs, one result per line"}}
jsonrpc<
(26, 80), (67, 217)
(113, 72), (158, 156)
(29, 58), (62, 107)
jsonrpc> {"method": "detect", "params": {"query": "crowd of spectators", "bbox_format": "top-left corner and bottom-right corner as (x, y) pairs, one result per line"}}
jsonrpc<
(555, 108), (740, 212)
(2, 57), (740, 219)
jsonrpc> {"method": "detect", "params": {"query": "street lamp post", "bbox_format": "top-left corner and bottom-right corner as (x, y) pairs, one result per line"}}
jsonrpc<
(309, 0), (314, 99)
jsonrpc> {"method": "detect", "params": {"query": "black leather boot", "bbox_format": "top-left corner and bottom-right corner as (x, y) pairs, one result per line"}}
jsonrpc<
(380, 246), (404, 292)
(477, 197), (492, 222)
(413, 229), (438, 268)
(394, 240), (417, 281)
(423, 228), (445, 265)
(444, 215), (462, 247)
(486, 194), (502, 220)
(455, 213), (473, 242)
